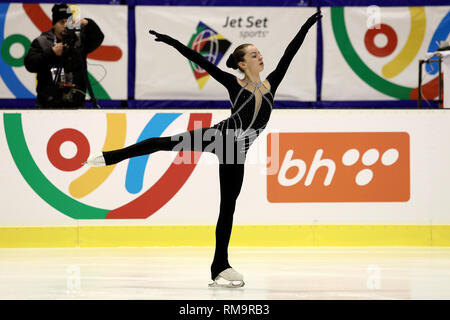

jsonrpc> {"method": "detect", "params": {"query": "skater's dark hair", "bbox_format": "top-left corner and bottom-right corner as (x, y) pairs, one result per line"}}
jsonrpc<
(226, 44), (252, 72)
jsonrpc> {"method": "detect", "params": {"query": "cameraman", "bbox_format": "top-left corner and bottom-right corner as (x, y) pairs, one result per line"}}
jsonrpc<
(24, 3), (104, 108)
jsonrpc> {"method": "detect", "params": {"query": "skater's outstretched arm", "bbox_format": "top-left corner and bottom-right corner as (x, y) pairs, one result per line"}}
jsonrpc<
(149, 30), (236, 89)
(266, 11), (322, 94)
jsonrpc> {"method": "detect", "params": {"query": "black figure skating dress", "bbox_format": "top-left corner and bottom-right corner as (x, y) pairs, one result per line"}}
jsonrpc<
(102, 12), (321, 280)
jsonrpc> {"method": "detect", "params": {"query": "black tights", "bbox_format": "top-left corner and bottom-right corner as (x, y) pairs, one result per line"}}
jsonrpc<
(103, 128), (246, 280)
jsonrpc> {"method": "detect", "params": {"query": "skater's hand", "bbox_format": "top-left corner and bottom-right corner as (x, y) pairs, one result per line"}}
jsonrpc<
(149, 30), (174, 44)
(302, 11), (323, 30)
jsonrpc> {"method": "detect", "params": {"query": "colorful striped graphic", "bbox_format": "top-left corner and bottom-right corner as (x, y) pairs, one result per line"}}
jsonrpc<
(3, 113), (109, 219)
(125, 113), (182, 194)
(426, 11), (450, 75)
(69, 114), (127, 199)
(331, 6), (449, 100)
(381, 7), (426, 79)
(0, 4), (34, 98)
(3, 112), (212, 220)
(187, 21), (231, 89)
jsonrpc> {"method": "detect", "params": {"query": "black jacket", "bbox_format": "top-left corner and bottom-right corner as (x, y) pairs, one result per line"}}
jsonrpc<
(24, 18), (104, 108)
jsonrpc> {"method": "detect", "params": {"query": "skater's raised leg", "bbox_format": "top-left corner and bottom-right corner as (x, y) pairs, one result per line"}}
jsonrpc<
(84, 128), (212, 167)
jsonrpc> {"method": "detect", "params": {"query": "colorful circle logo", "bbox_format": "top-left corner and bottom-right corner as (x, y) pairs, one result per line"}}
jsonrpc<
(3, 112), (212, 219)
(331, 7), (450, 100)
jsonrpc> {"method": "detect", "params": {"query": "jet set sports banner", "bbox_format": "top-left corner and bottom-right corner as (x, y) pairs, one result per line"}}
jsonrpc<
(134, 6), (317, 101)
(0, 3), (128, 100)
(2, 109), (450, 227)
(322, 6), (450, 101)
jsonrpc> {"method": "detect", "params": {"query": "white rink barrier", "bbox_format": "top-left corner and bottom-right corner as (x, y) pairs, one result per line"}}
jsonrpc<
(1, 109), (450, 247)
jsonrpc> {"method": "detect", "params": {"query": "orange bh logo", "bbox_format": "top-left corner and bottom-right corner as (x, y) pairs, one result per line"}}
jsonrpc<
(267, 132), (410, 202)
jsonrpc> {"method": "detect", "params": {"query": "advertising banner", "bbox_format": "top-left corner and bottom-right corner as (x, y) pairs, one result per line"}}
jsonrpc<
(135, 6), (317, 101)
(0, 3), (128, 100)
(2, 109), (450, 228)
(321, 6), (450, 101)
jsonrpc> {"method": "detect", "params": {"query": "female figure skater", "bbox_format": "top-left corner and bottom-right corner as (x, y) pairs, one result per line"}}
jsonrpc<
(85, 11), (322, 288)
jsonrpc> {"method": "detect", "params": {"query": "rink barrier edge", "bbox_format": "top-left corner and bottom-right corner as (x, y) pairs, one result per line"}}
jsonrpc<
(0, 225), (449, 248)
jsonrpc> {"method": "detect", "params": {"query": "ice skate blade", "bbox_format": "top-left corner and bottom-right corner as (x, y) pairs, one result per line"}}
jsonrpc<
(208, 280), (245, 288)
(83, 154), (106, 167)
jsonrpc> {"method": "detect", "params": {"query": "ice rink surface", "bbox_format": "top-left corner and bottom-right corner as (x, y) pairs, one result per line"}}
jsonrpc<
(1, 247), (450, 300)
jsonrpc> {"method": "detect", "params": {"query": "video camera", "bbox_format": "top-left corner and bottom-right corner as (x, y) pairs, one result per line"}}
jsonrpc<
(54, 23), (99, 108)
(61, 27), (82, 73)
(52, 26), (84, 104)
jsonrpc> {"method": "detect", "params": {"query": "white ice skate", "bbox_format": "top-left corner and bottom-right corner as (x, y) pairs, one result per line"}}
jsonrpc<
(83, 153), (106, 167)
(208, 268), (245, 288)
